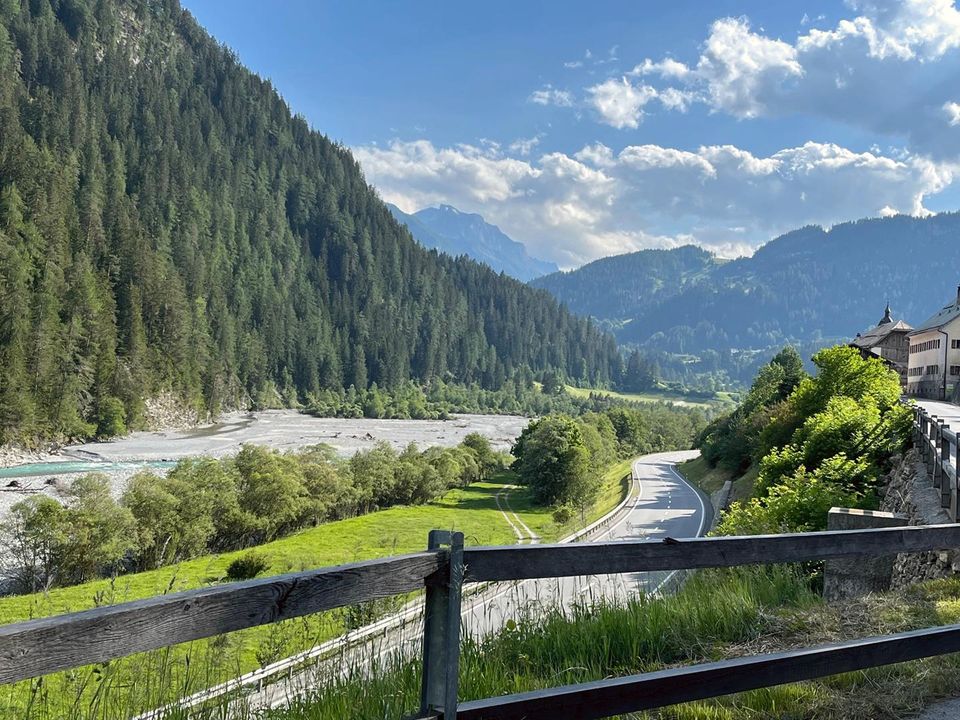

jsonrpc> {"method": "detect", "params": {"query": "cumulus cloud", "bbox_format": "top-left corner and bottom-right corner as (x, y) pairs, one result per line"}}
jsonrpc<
(354, 138), (953, 267)
(508, 134), (543, 156)
(944, 101), (960, 126)
(587, 78), (658, 128)
(694, 17), (803, 118)
(529, 85), (574, 107)
(619, 1), (960, 156)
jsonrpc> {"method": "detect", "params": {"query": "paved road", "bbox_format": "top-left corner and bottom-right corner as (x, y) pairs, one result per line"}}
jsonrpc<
(916, 399), (960, 429)
(241, 449), (709, 711)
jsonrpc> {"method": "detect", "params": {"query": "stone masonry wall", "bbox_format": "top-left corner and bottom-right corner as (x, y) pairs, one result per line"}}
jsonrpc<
(880, 449), (960, 587)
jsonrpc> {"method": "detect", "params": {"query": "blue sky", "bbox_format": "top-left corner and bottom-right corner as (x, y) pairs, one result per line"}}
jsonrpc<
(184, 0), (960, 268)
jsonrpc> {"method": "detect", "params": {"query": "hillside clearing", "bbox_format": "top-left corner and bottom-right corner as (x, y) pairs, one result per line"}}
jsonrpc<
(564, 385), (727, 410)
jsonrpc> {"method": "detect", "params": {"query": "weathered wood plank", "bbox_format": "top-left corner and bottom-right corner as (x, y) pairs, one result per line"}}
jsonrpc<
(457, 623), (960, 720)
(0, 551), (443, 684)
(463, 524), (960, 582)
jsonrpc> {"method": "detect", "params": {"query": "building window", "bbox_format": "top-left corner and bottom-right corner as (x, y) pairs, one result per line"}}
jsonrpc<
(951, 366), (960, 376)
(927, 365), (940, 375)
(953, 340), (960, 349)
(912, 338), (946, 353)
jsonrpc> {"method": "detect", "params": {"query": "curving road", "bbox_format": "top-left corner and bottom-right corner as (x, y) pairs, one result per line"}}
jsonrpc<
(141, 450), (710, 716)
(257, 450), (708, 710)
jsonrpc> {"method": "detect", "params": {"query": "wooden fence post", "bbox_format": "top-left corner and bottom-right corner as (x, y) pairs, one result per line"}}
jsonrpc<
(919, 412), (927, 460)
(928, 416), (938, 477)
(420, 529), (464, 720)
(942, 424), (952, 509)
(934, 421), (944, 491)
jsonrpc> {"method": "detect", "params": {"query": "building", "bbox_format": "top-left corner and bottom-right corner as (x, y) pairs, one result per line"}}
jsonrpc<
(850, 304), (912, 387)
(907, 286), (960, 399)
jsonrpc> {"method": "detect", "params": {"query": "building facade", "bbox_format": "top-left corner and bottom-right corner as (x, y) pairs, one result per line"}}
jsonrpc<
(850, 304), (912, 388)
(907, 287), (960, 399)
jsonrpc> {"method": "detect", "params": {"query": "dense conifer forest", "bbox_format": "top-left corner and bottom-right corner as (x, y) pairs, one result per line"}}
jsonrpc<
(0, 0), (622, 442)
(534, 213), (960, 365)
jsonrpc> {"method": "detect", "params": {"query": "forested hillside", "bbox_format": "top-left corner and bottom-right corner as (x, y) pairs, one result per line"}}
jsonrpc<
(536, 213), (960, 374)
(530, 245), (719, 328)
(0, 0), (621, 442)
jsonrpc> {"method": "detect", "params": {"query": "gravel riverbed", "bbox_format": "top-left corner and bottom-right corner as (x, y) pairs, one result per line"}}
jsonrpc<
(0, 411), (529, 517)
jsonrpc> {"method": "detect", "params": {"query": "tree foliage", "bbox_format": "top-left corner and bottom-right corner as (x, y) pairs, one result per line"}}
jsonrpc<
(0, 434), (516, 594)
(0, 0), (623, 444)
(714, 346), (911, 535)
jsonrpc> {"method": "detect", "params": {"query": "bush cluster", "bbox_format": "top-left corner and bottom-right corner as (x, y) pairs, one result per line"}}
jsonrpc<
(511, 405), (704, 516)
(707, 346), (912, 535)
(0, 434), (508, 594)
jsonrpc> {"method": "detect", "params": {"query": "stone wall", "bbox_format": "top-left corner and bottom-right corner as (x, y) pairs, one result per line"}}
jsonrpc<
(880, 449), (960, 587)
(823, 507), (906, 600)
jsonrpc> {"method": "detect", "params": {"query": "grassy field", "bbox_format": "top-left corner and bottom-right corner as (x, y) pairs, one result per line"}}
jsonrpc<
(244, 569), (960, 720)
(0, 461), (634, 719)
(564, 384), (731, 410)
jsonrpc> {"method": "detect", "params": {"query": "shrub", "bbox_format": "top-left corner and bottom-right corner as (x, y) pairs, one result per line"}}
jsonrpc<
(96, 396), (127, 439)
(226, 551), (269, 581)
(552, 504), (574, 524)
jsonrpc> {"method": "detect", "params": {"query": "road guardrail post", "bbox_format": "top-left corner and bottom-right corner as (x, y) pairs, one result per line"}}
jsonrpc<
(419, 529), (464, 720)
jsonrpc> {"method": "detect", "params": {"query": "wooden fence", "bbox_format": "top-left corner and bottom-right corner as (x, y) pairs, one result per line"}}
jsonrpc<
(5, 522), (960, 719)
(914, 404), (959, 521)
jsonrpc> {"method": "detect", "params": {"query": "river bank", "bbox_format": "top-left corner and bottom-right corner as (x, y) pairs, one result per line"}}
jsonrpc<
(0, 411), (529, 517)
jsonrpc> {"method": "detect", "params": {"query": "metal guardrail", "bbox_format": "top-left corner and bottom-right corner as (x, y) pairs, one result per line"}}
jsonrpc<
(914, 404), (959, 521)
(3, 522), (960, 718)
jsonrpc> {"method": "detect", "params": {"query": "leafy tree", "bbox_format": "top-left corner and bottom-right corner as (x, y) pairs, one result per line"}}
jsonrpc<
(59, 474), (137, 584)
(233, 445), (307, 543)
(0, 495), (66, 593)
(96, 396), (126, 439)
(461, 432), (500, 480)
(512, 416), (593, 506)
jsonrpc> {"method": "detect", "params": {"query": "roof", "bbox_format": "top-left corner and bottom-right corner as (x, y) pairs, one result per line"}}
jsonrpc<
(851, 319), (912, 348)
(908, 302), (960, 335)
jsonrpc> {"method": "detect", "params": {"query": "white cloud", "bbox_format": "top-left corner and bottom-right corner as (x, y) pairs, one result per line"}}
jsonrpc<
(508, 134), (543, 156)
(595, 1), (960, 157)
(587, 78), (658, 128)
(657, 87), (696, 112)
(693, 17), (803, 118)
(529, 85), (574, 107)
(945, 101), (960, 126)
(629, 57), (691, 79)
(355, 138), (953, 268)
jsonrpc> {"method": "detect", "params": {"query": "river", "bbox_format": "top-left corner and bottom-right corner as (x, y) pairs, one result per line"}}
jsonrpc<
(0, 410), (529, 516)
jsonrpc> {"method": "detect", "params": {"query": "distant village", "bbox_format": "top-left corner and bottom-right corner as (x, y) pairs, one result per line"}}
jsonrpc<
(851, 286), (960, 400)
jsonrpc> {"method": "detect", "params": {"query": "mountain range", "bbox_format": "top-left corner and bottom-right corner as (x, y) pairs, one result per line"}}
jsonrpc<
(387, 203), (558, 282)
(533, 213), (960, 356)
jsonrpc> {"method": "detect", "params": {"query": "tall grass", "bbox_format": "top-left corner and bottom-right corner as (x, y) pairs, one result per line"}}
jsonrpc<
(244, 566), (816, 720)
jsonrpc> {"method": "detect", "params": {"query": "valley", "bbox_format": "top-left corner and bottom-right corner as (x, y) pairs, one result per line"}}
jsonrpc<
(2, 0), (958, 719)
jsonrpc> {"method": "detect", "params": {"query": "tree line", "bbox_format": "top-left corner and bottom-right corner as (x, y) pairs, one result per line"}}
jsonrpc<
(0, 434), (507, 594)
(305, 370), (691, 421)
(512, 404), (705, 521)
(0, 0), (624, 445)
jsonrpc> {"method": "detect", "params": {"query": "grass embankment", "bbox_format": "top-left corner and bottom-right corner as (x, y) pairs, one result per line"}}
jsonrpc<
(0, 463), (633, 719)
(678, 456), (757, 505)
(564, 385), (724, 410)
(247, 570), (960, 720)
